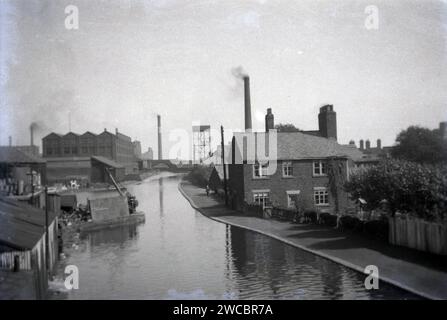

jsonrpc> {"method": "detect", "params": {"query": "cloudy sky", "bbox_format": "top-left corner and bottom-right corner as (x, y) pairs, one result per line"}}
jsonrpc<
(1, 0), (446, 158)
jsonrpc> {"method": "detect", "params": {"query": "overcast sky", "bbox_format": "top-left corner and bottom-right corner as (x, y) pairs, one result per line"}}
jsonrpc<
(1, 0), (446, 158)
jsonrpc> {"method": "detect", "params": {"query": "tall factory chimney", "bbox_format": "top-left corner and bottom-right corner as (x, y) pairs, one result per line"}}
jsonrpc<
(157, 114), (162, 160)
(265, 108), (274, 132)
(243, 76), (252, 132)
(30, 125), (34, 146)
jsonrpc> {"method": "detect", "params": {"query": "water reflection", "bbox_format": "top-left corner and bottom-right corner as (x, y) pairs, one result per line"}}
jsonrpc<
(159, 177), (164, 216)
(227, 226), (418, 299)
(82, 225), (139, 247)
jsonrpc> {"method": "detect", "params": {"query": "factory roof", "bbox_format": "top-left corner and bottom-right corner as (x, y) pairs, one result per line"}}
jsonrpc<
(0, 147), (45, 164)
(91, 156), (124, 168)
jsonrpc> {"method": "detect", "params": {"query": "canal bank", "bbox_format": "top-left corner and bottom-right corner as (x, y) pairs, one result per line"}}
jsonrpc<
(178, 181), (447, 300)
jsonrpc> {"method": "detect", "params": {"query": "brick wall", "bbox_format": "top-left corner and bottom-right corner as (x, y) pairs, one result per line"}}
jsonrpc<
(234, 159), (351, 214)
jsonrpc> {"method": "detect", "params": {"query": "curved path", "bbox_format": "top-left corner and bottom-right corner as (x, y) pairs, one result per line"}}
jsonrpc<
(179, 181), (447, 300)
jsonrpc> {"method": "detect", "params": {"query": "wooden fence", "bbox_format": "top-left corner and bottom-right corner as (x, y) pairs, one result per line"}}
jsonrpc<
(389, 217), (447, 255)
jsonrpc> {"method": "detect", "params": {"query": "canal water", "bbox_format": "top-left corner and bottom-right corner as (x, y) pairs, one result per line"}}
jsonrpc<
(54, 173), (419, 299)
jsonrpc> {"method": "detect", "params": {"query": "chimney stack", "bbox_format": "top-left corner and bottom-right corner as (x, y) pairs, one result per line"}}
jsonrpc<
(265, 108), (274, 132)
(157, 114), (162, 160)
(359, 139), (364, 150)
(318, 105), (337, 140)
(366, 139), (371, 150)
(377, 139), (382, 149)
(349, 140), (355, 146)
(243, 76), (252, 132)
(115, 128), (119, 135)
(8, 136), (12, 147)
(30, 125), (34, 146)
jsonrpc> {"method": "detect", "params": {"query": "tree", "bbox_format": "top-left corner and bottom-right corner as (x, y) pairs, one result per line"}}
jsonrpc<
(392, 126), (446, 164)
(274, 123), (300, 132)
(344, 160), (447, 221)
(327, 158), (347, 215)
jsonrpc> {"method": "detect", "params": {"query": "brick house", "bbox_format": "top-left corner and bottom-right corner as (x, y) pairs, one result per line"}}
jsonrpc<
(228, 108), (356, 214)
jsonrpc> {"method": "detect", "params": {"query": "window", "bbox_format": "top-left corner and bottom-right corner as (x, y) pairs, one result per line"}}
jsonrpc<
(282, 161), (293, 177)
(81, 146), (88, 154)
(64, 147), (70, 154)
(71, 146), (78, 154)
(313, 161), (327, 176)
(253, 162), (269, 178)
(314, 188), (329, 206)
(286, 190), (300, 208)
(46, 147), (52, 155)
(253, 191), (270, 207)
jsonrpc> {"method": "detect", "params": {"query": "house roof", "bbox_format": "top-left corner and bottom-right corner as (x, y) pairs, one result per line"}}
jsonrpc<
(0, 197), (57, 250)
(233, 132), (353, 161)
(338, 145), (368, 162)
(91, 156), (124, 168)
(0, 147), (46, 164)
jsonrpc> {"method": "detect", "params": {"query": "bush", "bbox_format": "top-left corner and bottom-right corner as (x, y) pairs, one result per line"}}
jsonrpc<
(184, 166), (212, 187)
(344, 159), (447, 222)
(318, 212), (337, 227)
(243, 202), (263, 218)
(339, 215), (363, 231)
(271, 207), (295, 221)
(303, 210), (317, 223)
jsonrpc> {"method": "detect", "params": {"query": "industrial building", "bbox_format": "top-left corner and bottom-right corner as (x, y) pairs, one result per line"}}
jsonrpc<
(0, 146), (46, 207)
(44, 155), (125, 186)
(42, 128), (138, 177)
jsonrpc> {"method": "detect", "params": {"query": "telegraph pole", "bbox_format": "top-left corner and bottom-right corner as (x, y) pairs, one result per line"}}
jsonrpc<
(44, 186), (50, 276)
(221, 126), (228, 206)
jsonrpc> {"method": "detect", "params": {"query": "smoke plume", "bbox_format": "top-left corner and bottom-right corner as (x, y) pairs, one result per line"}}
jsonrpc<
(231, 66), (248, 79)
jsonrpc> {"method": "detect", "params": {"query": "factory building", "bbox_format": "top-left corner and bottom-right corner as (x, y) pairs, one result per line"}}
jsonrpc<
(42, 128), (138, 175)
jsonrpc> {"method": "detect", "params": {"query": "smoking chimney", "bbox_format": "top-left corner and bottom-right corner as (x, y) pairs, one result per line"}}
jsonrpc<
(8, 136), (12, 147)
(377, 139), (382, 149)
(243, 76), (252, 132)
(157, 114), (162, 160)
(359, 139), (364, 150)
(265, 108), (274, 132)
(30, 125), (34, 146)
